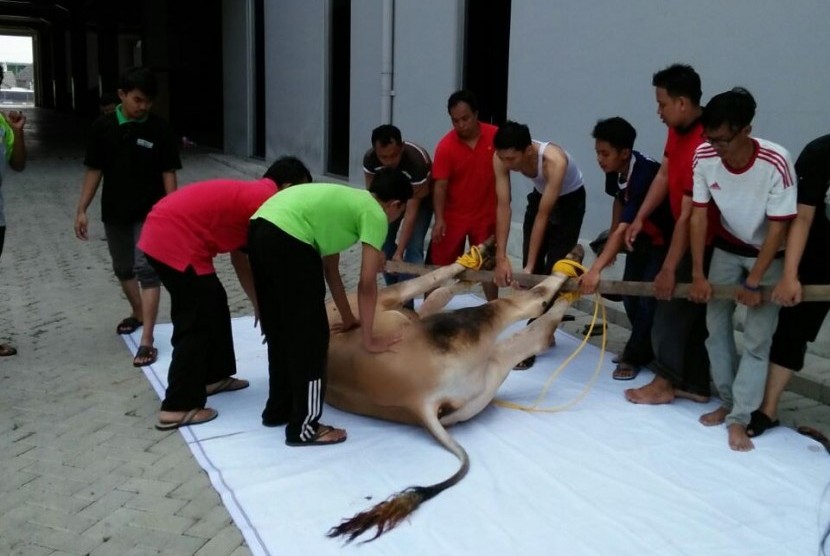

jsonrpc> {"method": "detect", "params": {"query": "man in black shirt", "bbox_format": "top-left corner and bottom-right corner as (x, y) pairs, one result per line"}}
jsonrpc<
(749, 134), (830, 438)
(74, 67), (181, 367)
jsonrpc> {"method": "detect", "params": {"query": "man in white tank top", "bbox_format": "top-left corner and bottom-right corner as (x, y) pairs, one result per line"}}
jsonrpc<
(493, 121), (586, 368)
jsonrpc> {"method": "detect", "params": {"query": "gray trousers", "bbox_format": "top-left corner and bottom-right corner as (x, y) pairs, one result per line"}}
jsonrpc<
(104, 220), (160, 288)
(649, 253), (711, 396)
(705, 248), (782, 426)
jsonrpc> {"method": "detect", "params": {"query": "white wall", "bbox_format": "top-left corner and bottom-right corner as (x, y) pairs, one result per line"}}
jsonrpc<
(507, 0), (830, 240)
(347, 3), (384, 182)
(222, 0), (253, 157)
(347, 0), (466, 184)
(391, 0), (466, 160)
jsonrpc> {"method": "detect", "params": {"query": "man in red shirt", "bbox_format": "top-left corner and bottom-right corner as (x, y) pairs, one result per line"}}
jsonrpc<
(623, 64), (714, 405)
(138, 156), (311, 430)
(430, 90), (498, 300)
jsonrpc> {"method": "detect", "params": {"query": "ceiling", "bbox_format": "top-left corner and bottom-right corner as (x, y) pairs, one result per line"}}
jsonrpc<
(0, 0), (79, 34)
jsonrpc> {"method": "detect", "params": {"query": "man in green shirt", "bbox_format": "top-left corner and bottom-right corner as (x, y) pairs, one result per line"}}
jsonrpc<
(249, 168), (412, 446)
(0, 97), (27, 357)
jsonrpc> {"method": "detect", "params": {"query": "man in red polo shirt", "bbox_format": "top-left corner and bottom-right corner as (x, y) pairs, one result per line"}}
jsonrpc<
(623, 64), (716, 405)
(138, 156), (311, 431)
(430, 90), (498, 300)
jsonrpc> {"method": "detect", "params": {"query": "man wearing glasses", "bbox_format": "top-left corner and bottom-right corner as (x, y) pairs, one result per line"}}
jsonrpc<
(687, 88), (797, 452)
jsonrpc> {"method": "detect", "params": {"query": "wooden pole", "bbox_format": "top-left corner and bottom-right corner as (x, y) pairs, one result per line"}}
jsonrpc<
(386, 261), (830, 302)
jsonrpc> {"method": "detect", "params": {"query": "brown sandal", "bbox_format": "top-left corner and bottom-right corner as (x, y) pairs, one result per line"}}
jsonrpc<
(156, 408), (218, 431)
(206, 377), (250, 396)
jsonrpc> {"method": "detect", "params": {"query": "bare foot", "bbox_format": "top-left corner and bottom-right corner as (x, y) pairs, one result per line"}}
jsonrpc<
(727, 423), (755, 452)
(673, 389), (710, 403)
(699, 406), (729, 426)
(624, 376), (674, 404)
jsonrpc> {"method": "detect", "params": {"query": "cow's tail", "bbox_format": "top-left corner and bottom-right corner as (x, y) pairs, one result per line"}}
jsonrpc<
(327, 409), (469, 543)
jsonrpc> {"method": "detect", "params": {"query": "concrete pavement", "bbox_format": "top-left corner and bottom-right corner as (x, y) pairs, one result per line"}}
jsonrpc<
(0, 108), (828, 555)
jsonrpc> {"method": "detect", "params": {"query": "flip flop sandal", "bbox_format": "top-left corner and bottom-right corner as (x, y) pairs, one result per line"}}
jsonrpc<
(513, 354), (536, 370)
(285, 424), (347, 447)
(746, 410), (780, 438)
(0, 343), (17, 357)
(156, 407), (218, 431)
(117, 316), (143, 335)
(206, 377), (250, 396)
(133, 345), (158, 367)
(612, 362), (640, 381)
(582, 323), (605, 336)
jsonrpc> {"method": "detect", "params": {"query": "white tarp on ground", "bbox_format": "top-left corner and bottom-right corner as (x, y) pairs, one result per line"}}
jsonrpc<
(126, 294), (830, 556)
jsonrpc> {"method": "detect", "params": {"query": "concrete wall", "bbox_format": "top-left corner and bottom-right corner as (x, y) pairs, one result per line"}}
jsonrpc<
(222, 0), (253, 157)
(263, 0), (328, 174)
(507, 0), (830, 241)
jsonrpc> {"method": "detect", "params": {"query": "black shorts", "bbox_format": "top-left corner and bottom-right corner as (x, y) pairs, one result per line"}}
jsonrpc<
(769, 300), (830, 371)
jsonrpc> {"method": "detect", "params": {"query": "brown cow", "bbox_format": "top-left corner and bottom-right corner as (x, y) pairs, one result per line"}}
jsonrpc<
(323, 240), (585, 542)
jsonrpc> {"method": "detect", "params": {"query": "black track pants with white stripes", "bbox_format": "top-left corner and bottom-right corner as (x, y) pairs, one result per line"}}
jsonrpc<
(248, 218), (330, 442)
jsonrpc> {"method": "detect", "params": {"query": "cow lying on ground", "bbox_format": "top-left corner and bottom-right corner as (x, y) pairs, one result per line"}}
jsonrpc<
(323, 240), (585, 542)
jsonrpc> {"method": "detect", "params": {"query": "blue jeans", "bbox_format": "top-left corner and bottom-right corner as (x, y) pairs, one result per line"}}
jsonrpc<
(705, 248), (782, 426)
(382, 197), (433, 286)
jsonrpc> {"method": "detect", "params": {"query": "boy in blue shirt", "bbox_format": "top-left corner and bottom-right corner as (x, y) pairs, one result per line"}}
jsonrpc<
(580, 117), (673, 380)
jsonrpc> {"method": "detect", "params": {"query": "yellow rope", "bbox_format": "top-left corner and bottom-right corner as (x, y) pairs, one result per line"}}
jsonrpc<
(550, 259), (588, 303)
(494, 257), (606, 413)
(455, 245), (485, 270)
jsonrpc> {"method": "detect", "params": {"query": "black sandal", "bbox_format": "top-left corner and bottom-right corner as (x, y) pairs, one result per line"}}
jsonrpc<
(117, 316), (143, 335)
(746, 410), (780, 438)
(133, 345), (158, 367)
(513, 354), (536, 370)
(612, 362), (640, 381)
(285, 424), (347, 447)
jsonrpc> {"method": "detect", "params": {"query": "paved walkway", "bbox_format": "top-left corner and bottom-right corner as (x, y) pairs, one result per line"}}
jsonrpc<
(1, 109), (828, 555)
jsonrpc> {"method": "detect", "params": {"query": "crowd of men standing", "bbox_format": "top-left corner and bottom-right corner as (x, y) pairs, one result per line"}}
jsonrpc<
(2, 63), (826, 451)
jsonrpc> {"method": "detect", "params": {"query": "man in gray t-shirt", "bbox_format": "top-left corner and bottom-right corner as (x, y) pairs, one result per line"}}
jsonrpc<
(363, 124), (433, 288)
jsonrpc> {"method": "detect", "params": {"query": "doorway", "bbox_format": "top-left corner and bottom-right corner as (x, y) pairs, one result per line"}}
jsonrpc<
(326, 0), (350, 177)
(253, 0), (266, 158)
(0, 35), (35, 107)
(463, 0), (511, 126)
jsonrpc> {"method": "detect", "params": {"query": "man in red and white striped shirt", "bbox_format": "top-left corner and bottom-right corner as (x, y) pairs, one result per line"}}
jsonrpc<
(688, 87), (797, 452)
